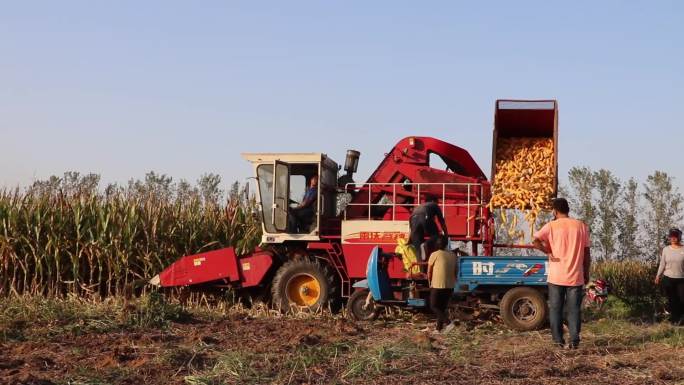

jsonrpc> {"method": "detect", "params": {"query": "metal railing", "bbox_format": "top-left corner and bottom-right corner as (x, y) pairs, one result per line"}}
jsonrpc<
(342, 182), (486, 238)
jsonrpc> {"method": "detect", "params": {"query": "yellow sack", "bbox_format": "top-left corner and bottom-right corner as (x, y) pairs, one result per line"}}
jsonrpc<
(395, 238), (420, 275)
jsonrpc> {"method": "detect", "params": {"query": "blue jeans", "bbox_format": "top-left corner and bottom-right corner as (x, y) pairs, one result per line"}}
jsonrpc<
(548, 283), (583, 346)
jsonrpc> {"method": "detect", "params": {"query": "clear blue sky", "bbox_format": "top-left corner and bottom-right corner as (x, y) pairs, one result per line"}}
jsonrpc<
(1, 1), (682, 192)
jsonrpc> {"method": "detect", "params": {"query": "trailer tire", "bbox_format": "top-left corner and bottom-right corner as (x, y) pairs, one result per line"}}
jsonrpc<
(499, 287), (547, 331)
(347, 289), (380, 321)
(271, 258), (338, 313)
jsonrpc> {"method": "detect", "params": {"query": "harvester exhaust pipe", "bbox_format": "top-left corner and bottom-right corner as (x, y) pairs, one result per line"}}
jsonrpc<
(339, 149), (361, 187)
(344, 149), (360, 175)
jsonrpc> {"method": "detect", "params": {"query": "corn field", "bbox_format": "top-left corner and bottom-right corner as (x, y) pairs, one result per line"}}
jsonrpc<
(592, 260), (659, 302)
(0, 172), (663, 302)
(0, 173), (261, 297)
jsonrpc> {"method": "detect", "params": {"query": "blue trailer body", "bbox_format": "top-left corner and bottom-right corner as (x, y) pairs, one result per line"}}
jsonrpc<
(457, 255), (548, 292)
(357, 247), (549, 302)
(349, 247), (552, 330)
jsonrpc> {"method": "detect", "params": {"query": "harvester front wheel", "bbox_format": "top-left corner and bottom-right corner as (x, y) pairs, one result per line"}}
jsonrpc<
(499, 287), (547, 331)
(271, 259), (338, 312)
(347, 289), (380, 321)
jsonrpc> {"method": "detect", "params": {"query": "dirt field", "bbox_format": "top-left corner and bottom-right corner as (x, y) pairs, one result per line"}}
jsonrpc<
(1, 299), (683, 385)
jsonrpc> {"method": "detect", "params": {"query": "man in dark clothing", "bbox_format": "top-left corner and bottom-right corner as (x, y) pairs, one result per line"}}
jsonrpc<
(288, 175), (318, 233)
(410, 195), (448, 260)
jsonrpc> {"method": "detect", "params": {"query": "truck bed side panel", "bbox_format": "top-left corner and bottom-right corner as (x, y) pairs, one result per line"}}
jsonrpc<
(457, 256), (548, 292)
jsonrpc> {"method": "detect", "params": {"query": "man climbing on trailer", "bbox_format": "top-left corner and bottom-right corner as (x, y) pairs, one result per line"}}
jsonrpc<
(410, 195), (449, 261)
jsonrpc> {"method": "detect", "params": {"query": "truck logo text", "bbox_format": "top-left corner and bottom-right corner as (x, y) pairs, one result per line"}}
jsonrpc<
(472, 261), (495, 275)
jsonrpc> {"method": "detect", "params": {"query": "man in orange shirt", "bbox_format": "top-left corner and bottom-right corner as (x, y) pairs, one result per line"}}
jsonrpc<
(532, 198), (591, 349)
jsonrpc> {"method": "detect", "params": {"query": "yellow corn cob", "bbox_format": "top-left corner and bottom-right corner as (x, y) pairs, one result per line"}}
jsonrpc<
(491, 137), (555, 238)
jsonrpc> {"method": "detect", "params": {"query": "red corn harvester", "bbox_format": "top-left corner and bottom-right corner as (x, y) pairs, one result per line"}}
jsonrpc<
(151, 100), (558, 315)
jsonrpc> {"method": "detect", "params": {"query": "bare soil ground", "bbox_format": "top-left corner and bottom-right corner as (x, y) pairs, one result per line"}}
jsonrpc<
(1, 303), (683, 385)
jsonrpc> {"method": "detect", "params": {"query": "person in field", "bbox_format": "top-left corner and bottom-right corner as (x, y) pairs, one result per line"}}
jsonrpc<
(410, 195), (448, 261)
(655, 228), (684, 325)
(532, 198), (591, 349)
(288, 175), (318, 233)
(427, 236), (458, 332)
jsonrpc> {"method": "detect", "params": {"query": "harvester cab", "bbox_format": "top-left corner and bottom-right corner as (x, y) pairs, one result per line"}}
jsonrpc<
(241, 152), (341, 244)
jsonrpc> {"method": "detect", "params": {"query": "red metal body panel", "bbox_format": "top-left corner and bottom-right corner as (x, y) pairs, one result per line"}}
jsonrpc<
(342, 244), (374, 278)
(386, 255), (408, 277)
(159, 247), (240, 287)
(382, 206), (411, 220)
(341, 244), (406, 279)
(238, 251), (274, 287)
(366, 136), (487, 183)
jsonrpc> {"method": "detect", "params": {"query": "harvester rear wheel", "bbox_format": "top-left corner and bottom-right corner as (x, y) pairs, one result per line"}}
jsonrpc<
(499, 287), (547, 331)
(271, 258), (338, 312)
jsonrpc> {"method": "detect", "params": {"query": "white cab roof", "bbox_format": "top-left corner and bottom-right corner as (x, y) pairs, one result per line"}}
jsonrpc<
(241, 153), (326, 163)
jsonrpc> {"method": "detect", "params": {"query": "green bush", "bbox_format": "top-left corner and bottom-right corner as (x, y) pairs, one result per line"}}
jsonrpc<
(0, 295), (122, 341)
(126, 291), (190, 329)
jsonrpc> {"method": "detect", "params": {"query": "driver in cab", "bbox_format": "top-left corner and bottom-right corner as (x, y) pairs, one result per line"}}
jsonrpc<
(288, 175), (318, 233)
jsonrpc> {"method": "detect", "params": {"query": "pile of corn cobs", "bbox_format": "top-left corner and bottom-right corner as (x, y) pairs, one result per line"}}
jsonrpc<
(490, 137), (555, 240)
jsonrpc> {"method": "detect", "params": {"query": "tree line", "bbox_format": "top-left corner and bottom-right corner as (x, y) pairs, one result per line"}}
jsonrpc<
(564, 167), (682, 262)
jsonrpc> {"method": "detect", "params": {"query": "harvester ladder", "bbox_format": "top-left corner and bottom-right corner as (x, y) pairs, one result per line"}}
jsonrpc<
(310, 242), (351, 298)
(330, 243), (351, 297)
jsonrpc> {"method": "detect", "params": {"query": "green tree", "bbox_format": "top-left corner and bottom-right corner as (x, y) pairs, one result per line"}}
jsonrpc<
(129, 171), (174, 201)
(617, 178), (641, 260)
(198, 173), (223, 206)
(593, 169), (621, 260)
(568, 166), (596, 235)
(176, 179), (199, 204)
(642, 171), (683, 262)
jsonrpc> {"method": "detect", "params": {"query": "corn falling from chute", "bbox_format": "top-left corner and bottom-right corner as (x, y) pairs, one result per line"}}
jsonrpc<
(490, 137), (555, 240)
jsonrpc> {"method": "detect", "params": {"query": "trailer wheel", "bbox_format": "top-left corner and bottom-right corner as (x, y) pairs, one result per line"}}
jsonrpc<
(347, 289), (380, 321)
(499, 287), (547, 331)
(271, 258), (338, 312)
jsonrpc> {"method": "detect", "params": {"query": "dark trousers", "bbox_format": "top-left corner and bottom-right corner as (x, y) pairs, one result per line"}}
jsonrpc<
(430, 288), (452, 330)
(288, 207), (314, 233)
(409, 215), (438, 261)
(548, 283), (583, 346)
(662, 276), (684, 325)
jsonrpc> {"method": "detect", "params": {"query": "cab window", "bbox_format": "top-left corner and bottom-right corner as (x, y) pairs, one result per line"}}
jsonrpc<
(257, 164), (276, 233)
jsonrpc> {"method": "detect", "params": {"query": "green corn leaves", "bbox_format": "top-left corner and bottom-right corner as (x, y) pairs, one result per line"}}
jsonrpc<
(0, 176), (261, 297)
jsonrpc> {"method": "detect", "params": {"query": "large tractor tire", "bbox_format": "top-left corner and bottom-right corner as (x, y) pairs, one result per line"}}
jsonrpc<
(271, 258), (338, 313)
(499, 287), (547, 331)
(347, 289), (380, 321)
